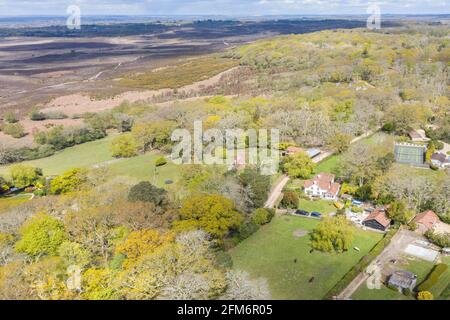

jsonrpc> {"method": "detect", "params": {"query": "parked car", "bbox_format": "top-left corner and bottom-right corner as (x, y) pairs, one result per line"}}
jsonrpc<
(295, 210), (309, 216)
(311, 212), (322, 218)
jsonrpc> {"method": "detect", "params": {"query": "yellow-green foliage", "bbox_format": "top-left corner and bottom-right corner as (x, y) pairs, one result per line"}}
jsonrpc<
(417, 291), (434, 300)
(174, 194), (243, 239)
(15, 213), (66, 257)
(120, 56), (238, 89)
(9, 164), (43, 188)
(282, 151), (315, 179)
(50, 168), (88, 195)
(310, 216), (355, 253)
(116, 229), (173, 268)
(110, 134), (138, 158)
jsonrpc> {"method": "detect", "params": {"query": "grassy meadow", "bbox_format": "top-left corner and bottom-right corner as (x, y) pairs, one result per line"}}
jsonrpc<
(229, 215), (383, 300)
(0, 135), (182, 188)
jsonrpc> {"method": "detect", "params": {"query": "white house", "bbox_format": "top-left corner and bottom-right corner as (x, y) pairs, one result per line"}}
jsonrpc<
(304, 173), (340, 200)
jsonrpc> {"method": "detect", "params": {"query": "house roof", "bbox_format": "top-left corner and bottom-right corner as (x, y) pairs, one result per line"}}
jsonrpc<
(286, 146), (304, 154)
(306, 148), (321, 158)
(304, 173), (340, 196)
(409, 131), (422, 140)
(409, 129), (428, 140)
(414, 210), (440, 230)
(388, 270), (417, 289)
(431, 152), (449, 164)
(363, 209), (391, 228)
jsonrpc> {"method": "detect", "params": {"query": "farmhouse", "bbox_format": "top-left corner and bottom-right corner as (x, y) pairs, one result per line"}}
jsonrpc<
(431, 152), (450, 168)
(388, 270), (417, 293)
(304, 173), (340, 200)
(394, 142), (426, 167)
(413, 210), (440, 234)
(362, 208), (391, 232)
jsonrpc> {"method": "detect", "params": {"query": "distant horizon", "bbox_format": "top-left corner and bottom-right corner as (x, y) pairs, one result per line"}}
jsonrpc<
(0, 0), (449, 17)
(0, 13), (449, 19)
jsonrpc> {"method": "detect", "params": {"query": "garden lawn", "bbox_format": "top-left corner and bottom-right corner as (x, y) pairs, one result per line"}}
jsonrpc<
(0, 135), (182, 188)
(313, 132), (392, 178)
(107, 153), (182, 187)
(298, 199), (336, 215)
(0, 136), (116, 177)
(352, 256), (438, 300)
(314, 155), (342, 176)
(229, 215), (383, 300)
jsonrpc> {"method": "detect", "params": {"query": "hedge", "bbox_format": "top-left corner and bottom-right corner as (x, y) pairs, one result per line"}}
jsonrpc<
(417, 264), (448, 292)
(323, 228), (398, 300)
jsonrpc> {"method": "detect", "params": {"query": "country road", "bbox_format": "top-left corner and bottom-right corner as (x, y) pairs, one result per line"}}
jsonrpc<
(264, 175), (290, 208)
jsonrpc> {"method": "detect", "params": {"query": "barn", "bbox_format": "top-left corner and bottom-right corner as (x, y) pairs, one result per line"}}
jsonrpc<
(362, 209), (391, 232)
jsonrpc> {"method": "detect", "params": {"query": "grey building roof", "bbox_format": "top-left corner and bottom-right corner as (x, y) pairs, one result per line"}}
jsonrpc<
(388, 270), (417, 290)
(431, 152), (449, 164)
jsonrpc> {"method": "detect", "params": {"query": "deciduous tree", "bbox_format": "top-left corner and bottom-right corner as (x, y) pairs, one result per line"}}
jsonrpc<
(174, 194), (243, 239)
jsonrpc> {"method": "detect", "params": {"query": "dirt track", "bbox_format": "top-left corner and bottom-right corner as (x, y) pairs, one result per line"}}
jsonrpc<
(336, 228), (421, 300)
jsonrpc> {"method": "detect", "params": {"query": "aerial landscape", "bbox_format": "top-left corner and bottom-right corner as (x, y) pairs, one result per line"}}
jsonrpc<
(0, 0), (449, 306)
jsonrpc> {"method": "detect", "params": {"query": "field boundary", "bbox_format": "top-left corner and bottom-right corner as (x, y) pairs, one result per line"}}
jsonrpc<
(324, 228), (398, 300)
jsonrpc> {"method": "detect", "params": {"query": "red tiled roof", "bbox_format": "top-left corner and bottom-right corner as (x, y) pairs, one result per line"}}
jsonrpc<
(304, 173), (339, 196)
(363, 209), (391, 228)
(413, 210), (440, 230)
(286, 146), (304, 154)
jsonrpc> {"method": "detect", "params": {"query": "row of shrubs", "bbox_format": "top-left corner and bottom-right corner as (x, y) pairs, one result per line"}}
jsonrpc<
(223, 208), (275, 250)
(417, 263), (449, 292)
(2, 109), (69, 123)
(0, 123), (26, 138)
(29, 109), (68, 121)
(425, 230), (450, 248)
(0, 145), (57, 165)
(34, 125), (107, 150)
(323, 228), (398, 300)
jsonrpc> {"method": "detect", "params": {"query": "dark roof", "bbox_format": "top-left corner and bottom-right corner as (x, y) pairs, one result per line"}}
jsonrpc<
(388, 270), (417, 289)
(431, 152), (449, 163)
(363, 209), (391, 228)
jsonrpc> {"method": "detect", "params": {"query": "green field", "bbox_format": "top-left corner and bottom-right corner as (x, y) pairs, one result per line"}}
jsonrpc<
(229, 216), (383, 300)
(314, 155), (342, 176)
(352, 256), (449, 300)
(0, 136), (117, 177)
(314, 132), (393, 177)
(0, 136), (182, 188)
(298, 199), (336, 215)
(107, 153), (182, 187)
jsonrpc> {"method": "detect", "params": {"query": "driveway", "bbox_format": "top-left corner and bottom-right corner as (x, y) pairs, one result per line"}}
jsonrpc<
(336, 228), (422, 300)
(264, 175), (290, 209)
